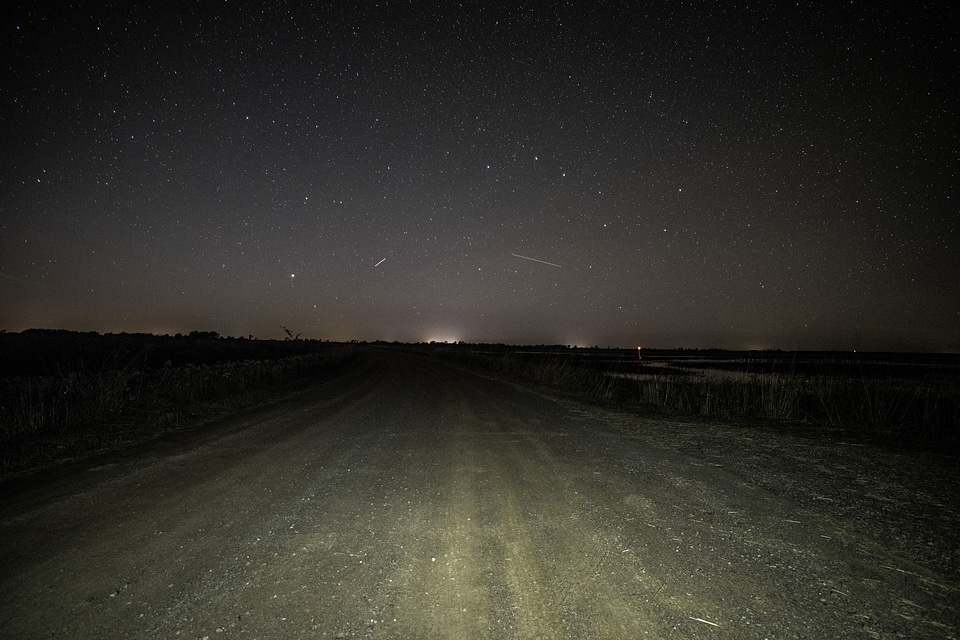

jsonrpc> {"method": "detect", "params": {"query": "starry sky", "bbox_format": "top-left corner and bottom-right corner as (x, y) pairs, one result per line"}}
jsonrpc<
(2, 2), (958, 351)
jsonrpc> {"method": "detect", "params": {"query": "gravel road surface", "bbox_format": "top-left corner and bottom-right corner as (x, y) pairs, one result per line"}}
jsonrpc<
(1, 348), (957, 638)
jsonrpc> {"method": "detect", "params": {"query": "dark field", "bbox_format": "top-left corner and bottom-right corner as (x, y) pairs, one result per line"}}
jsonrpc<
(0, 330), (356, 474)
(422, 343), (960, 455)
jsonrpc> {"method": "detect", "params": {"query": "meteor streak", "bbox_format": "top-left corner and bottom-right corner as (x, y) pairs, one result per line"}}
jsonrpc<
(374, 258), (386, 267)
(512, 253), (561, 268)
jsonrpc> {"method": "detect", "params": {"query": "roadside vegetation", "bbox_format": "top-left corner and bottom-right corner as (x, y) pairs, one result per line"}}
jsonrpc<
(424, 344), (960, 455)
(4, 333), (956, 473)
(0, 330), (356, 474)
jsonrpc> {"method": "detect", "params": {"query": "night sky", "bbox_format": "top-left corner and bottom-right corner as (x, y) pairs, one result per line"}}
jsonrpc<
(2, 2), (957, 351)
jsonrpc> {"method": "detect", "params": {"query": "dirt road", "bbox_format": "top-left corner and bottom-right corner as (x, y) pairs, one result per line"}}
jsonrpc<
(2, 348), (958, 638)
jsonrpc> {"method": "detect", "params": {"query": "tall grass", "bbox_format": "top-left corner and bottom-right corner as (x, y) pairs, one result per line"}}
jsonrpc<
(0, 347), (355, 470)
(438, 349), (960, 453)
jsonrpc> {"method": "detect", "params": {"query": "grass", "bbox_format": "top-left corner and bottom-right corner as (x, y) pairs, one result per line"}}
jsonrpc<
(0, 344), (357, 474)
(431, 347), (960, 454)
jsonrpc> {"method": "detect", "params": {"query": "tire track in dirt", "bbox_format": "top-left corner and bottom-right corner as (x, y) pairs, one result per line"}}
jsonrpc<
(424, 398), (649, 638)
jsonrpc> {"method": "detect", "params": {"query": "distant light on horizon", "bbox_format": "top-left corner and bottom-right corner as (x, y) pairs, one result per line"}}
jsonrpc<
(421, 331), (462, 345)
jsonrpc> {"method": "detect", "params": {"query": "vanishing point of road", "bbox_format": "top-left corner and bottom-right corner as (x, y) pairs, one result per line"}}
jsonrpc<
(2, 348), (958, 638)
